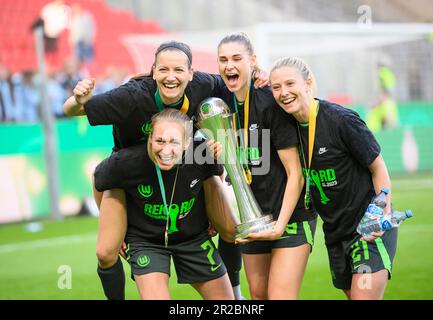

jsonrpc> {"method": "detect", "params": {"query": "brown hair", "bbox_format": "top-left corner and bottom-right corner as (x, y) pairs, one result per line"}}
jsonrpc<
(150, 41), (193, 76)
(217, 32), (254, 55)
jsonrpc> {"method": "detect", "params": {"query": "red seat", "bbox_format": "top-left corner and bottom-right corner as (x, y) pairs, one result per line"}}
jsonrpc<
(1, 0), (164, 75)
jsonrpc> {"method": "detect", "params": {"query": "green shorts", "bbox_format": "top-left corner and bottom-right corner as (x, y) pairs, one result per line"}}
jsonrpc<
(126, 233), (227, 284)
(326, 227), (398, 290)
(240, 218), (317, 254)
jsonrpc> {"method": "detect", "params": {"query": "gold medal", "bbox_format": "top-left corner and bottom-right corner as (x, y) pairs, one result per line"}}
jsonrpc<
(244, 167), (252, 185)
(296, 99), (319, 211)
(304, 192), (311, 210)
(233, 88), (253, 185)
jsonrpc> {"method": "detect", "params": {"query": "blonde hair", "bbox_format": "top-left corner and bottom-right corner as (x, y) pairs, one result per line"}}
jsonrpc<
(147, 108), (193, 161)
(270, 57), (318, 96)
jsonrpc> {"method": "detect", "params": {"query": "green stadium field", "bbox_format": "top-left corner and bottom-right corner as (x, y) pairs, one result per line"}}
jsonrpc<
(1, 173), (432, 300)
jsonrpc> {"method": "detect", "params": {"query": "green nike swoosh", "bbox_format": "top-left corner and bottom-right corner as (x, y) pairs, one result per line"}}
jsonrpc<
(211, 263), (222, 272)
(353, 263), (367, 270)
(278, 236), (291, 240)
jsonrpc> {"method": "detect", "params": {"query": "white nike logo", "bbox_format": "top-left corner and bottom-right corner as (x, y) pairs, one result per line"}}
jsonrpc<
(249, 123), (259, 131)
(190, 178), (200, 188)
(318, 147), (328, 155)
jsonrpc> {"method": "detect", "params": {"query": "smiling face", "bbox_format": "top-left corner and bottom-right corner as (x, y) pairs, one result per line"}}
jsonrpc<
(148, 120), (186, 170)
(217, 41), (256, 100)
(152, 50), (193, 105)
(270, 65), (313, 118)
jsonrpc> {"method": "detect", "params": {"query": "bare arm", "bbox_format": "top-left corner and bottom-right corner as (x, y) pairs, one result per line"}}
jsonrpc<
(361, 154), (392, 241)
(63, 78), (95, 116)
(236, 146), (303, 242)
(274, 146), (304, 233)
(203, 176), (238, 243)
(368, 154), (392, 214)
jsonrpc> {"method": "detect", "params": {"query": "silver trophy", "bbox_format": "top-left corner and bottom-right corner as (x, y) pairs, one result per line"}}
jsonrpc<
(197, 97), (274, 238)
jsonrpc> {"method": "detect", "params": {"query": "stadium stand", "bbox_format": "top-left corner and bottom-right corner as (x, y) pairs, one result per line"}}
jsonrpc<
(0, 0), (163, 76)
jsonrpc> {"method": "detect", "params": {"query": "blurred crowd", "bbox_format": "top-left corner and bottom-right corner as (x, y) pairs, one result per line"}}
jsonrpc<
(31, 1), (97, 69)
(0, 0), (119, 123)
(366, 59), (400, 133)
(0, 59), (130, 123)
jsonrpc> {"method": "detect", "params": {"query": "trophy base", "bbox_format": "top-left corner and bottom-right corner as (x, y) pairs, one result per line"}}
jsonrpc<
(235, 214), (274, 239)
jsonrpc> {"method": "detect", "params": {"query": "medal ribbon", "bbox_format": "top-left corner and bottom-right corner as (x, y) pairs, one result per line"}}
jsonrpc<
(232, 88), (252, 184)
(154, 88), (189, 113)
(155, 164), (180, 248)
(299, 99), (319, 210)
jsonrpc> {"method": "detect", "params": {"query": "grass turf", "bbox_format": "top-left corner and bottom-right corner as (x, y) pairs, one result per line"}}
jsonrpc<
(0, 173), (432, 299)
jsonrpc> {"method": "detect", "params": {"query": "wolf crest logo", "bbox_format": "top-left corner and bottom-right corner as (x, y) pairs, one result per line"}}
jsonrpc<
(138, 184), (153, 198)
(137, 255), (150, 267)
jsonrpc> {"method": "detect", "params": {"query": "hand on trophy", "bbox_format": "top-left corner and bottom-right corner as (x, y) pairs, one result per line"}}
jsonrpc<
(234, 221), (286, 244)
(207, 139), (222, 160)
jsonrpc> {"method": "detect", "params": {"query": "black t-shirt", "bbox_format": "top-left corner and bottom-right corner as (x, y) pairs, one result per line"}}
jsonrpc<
(218, 85), (316, 222)
(297, 99), (380, 245)
(94, 142), (224, 245)
(291, 116), (319, 220)
(84, 71), (224, 150)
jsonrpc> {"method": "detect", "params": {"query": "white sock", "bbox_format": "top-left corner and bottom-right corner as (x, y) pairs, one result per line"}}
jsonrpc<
(232, 285), (244, 300)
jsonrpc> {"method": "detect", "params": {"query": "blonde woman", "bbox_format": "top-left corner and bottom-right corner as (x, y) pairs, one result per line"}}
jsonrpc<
(270, 57), (396, 300)
(94, 108), (235, 299)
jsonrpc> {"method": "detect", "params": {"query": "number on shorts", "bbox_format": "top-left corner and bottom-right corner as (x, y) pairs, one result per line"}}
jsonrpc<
(201, 239), (217, 266)
(351, 240), (370, 264)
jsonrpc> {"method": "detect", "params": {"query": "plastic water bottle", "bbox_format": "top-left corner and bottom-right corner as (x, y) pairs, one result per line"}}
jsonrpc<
(357, 188), (389, 232)
(374, 187), (388, 206)
(357, 210), (413, 237)
(367, 187), (389, 214)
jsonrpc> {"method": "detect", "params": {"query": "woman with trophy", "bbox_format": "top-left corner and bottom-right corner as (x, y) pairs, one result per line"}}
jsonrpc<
(269, 57), (396, 299)
(63, 41), (225, 300)
(93, 108), (235, 299)
(213, 33), (318, 300)
(62, 40), (267, 299)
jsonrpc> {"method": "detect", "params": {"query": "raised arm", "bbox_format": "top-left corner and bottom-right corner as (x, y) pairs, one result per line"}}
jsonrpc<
(63, 78), (95, 116)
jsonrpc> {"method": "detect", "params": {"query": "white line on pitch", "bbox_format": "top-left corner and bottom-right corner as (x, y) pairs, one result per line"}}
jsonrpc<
(0, 233), (97, 254)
